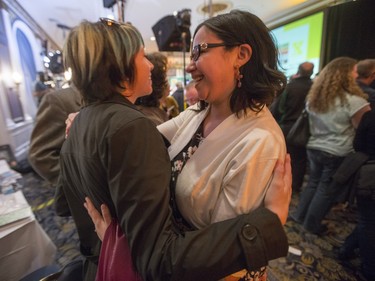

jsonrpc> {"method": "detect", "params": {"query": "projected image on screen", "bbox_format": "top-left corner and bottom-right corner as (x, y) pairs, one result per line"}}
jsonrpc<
(271, 12), (323, 79)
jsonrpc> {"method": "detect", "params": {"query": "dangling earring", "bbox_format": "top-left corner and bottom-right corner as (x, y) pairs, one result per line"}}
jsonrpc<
(235, 65), (243, 88)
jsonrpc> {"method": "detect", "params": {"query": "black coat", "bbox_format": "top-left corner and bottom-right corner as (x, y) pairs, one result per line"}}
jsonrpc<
(278, 76), (313, 136)
(354, 109), (375, 160)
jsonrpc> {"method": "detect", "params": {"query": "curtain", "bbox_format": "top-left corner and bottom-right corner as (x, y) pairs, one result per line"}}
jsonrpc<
(322, 0), (375, 67)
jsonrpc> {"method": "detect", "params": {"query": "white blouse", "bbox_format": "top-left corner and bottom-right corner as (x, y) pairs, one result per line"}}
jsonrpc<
(158, 105), (286, 229)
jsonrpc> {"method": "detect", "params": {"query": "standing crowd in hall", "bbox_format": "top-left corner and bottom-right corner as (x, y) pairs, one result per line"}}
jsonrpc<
(26, 6), (375, 281)
(272, 58), (375, 281)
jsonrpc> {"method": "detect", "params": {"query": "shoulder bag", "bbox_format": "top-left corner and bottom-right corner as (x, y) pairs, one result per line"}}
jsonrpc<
(286, 109), (310, 147)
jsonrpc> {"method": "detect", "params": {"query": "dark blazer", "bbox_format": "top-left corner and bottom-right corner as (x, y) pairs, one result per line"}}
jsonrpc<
(354, 109), (375, 160)
(29, 86), (81, 185)
(278, 76), (313, 136)
(56, 94), (288, 281)
(172, 88), (185, 112)
(357, 80), (375, 110)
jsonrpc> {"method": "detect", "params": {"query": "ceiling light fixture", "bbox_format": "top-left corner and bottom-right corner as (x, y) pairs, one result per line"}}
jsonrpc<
(197, 1), (232, 16)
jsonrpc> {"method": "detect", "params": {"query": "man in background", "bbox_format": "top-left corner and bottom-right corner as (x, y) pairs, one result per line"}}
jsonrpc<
(278, 62), (314, 193)
(356, 59), (375, 109)
(184, 80), (199, 108)
(33, 71), (51, 106)
(29, 85), (81, 186)
(172, 81), (185, 112)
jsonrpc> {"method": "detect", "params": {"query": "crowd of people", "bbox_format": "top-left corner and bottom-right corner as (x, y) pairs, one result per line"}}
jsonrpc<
(272, 57), (374, 280)
(26, 7), (375, 281)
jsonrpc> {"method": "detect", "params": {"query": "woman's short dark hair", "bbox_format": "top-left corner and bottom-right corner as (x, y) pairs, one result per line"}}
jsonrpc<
(194, 9), (286, 115)
(135, 52), (168, 107)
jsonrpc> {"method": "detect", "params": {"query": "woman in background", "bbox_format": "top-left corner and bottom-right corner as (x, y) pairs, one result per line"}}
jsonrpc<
(292, 57), (370, 234)
(135, 52), (168, 125)
(159, 88), (180, 119)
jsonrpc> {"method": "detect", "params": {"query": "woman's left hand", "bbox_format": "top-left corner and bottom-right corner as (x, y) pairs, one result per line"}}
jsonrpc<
(84, 197), (112, 241)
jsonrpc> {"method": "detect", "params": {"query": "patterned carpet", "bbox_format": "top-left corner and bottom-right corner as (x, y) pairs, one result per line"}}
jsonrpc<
(20, 171), (364, 280)
(268, 193), (362, 281)
(21, 172), (81, 268)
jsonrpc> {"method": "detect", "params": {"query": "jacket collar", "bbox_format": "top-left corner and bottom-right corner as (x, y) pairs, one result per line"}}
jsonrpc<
(83, 93), (133, 107)
(103, 93), (134, 106)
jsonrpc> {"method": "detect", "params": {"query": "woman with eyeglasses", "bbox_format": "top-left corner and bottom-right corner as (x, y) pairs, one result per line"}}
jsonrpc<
(157, 9), (288, 280)
(59, 15), (291, 281)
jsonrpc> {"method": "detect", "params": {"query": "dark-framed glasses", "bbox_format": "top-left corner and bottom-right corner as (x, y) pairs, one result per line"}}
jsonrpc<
(190, 42), (240, 61)
(99, 17), (120, 27)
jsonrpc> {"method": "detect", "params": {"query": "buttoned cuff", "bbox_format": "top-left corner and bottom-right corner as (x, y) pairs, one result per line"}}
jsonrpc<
(238, 208), (288, 270)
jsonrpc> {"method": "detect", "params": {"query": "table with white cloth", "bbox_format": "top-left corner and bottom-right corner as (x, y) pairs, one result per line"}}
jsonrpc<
(0, 191), (57, 281)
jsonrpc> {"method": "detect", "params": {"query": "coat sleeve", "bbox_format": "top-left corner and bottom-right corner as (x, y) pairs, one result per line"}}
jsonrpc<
(107, 118), (288, 281)
(353, 111), (370, 152)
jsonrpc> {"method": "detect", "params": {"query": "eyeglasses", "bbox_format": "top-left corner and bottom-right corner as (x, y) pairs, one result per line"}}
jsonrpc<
(99, 17), (120, 27)
(190, 42), (240, 61)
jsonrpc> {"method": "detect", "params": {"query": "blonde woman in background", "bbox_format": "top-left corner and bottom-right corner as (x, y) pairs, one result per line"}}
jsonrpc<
(292, 57), (371, 234)
(159, 87), (180, 119)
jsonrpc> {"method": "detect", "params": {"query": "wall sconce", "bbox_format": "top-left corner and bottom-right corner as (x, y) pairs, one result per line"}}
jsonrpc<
(0, 71), (25, 123)
(12, 72), (22, 87)
(0, 71), (22, 89)
(64, 67), (72, 81)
